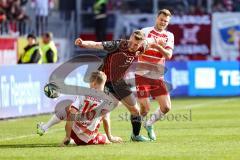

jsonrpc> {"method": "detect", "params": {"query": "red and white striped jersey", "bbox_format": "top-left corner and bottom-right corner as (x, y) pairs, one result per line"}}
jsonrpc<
(136, 27), (174, 79)
(71, 95), (106, 143)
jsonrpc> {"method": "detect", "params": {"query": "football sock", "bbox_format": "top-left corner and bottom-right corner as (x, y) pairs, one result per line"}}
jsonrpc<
(130, 115), (142, 136)
(42, 114), (61, 131)
(146, 108), (165, 126)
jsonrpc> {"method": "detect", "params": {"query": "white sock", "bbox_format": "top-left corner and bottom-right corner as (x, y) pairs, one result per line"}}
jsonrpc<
(42, 114), (61, 131)
(146, 108), (165, 126)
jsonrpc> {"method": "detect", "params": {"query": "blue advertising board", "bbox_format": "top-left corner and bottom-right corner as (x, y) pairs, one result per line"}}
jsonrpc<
(165, 61), (189, 96)
(0, 64), (88, 119)
(188, 61), (240, 96)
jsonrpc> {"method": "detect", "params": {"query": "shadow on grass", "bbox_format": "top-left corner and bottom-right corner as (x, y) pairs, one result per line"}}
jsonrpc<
(0, 143), (76, 148)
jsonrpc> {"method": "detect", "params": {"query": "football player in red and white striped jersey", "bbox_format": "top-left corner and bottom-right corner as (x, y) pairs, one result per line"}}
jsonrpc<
(37, 71), (122, 145)
(135, 9), (174, 141)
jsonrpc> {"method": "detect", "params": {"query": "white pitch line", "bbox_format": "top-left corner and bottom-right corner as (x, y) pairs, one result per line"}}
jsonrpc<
(0, 128), (64, 142)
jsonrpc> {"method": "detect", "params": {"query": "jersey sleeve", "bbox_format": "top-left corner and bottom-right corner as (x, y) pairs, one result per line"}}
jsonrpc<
(71, 96), (85, 109)
(102, 40), (121, 52)
(165, 32), (174, 50)
(141, 27), (151, 38)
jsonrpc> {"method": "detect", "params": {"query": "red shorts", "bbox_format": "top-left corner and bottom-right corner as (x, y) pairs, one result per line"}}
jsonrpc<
(70, 131), (107, 145)
(135, 74), (169, 98)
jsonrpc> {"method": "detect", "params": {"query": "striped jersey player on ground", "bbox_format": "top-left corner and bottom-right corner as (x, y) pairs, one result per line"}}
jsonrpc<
(37, 71), (122, 145)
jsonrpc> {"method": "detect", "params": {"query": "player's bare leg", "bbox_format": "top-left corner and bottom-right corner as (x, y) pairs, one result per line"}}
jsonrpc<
(145, 94), (171, 140)
(37, 100), (71, 136)
(121, 94), (150, 142)
(138, 97), (155, 140)
(155, 94), (171, 114)
(139, 98), (150, 117)
(37, 114), (62, 136)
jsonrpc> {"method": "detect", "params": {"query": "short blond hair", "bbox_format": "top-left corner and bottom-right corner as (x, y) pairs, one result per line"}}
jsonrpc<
(158, 9), (172, 17)
(89, 71), (107, 84)
(132, 30), (145, 40)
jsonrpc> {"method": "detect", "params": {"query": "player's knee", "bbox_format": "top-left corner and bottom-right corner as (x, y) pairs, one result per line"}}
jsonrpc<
(140, 103), (150, 117)
(129, 107), (140, 116)
(140, 107), (150, 117)
(140, 111), (148, 117)
(161, 104), (171, 114)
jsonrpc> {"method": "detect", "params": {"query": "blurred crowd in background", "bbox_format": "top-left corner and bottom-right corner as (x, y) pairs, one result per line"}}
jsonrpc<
(0, 0), (56, 35)
(1, 0), (240, 35)
(0, 0), (240, 64)
(0, 0), (28, 23)
(0, 0), (28, 35)
(101, 0), (240, 14)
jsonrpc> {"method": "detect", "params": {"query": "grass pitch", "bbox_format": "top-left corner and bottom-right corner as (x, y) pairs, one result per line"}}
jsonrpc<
(0, 97), (240, 160)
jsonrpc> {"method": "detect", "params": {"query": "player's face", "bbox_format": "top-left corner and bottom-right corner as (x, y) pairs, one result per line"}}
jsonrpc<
(90, 82), (104, 91)
(155, 14), (170, 31)
(128, 36), (143, 52)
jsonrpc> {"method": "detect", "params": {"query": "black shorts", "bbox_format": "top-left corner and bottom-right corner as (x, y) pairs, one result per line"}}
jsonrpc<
(104, 79), (132, 101)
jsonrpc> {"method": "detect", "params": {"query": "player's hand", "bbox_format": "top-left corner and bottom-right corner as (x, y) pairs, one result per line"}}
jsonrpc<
(59, 137), (70, 147)
(109, 136), (123, 143)
(156, 37), (166, 47)
(148, 42), (158, 49)
(136, 51), (142, 55)
(75, 38), (83, 46)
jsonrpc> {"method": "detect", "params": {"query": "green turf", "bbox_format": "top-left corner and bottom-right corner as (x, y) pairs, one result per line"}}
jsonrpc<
(0, 97), (240, 160)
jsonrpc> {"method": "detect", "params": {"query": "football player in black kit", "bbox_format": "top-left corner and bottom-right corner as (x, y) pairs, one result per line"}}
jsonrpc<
(75, 30), (151, 141)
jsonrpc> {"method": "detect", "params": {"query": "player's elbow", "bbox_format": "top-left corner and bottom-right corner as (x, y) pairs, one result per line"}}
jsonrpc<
(102, 113), (110, 121)
(102, 116), (108, 122)
(165, 55), (172, 60)
(166, 51), (173, 59)
(164, 50), (173, 60)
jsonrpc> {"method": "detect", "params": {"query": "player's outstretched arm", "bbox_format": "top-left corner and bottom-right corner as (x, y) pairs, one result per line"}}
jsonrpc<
(60, 120), (72, 147)
(75, 38), (104, 50)
(60, 106), (74, 147)
(102, 113), (122, 143)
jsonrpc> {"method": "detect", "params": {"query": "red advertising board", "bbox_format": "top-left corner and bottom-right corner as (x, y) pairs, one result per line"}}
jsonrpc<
(168, 15), (211, 56)
(0, 38), (17, 65)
